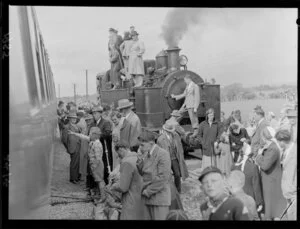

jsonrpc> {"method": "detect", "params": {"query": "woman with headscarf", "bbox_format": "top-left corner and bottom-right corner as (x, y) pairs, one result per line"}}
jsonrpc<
(128, 31), (145, 87)
(120, 31), (133, 81)
(255, 126), (286, 220)
(187, 108), (221, 170)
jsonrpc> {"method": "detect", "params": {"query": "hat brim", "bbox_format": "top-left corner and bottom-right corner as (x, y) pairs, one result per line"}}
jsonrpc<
(68, 115), (78, 119)
(162, 125), (176, 133)
(117, 103), (133, 110)
(198, 168), (222, 182)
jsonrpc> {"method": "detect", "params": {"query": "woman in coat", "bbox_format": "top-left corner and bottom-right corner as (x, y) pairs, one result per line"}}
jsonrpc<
(128, 31), (145, 87)
(187, 108), (221, 170)
(255, 126), (286, 220)
(110, 111), (125, 170)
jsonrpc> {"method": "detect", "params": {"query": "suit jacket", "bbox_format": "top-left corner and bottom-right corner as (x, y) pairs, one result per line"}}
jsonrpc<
(117, 152), (144, 220)
(120, 111), (141, 148)
(136, 144), (171, 206)
(232, 159), (263, 207)
(157, 132), (189, 180)
(183, 81), (200, 109)
(281, 143), (297, 200)
(251, 119), (268, 157)
(95, 117), (112, 139)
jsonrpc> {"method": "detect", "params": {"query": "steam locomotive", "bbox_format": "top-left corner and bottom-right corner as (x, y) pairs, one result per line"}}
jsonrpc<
(97, 46), (221, 132)
(9, 6), (57, 219)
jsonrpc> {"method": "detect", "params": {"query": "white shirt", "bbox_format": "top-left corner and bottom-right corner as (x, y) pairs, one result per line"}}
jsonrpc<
(149, 144), (156, 156)
(125, 111), (131, 120)
(96, 117), (102, 126)
(257, 118), (264, 127)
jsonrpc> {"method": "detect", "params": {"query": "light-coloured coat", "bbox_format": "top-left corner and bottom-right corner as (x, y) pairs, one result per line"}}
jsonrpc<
(182, 81), (200, 110)
(281, 143), (297, 201)
(136, 144), (171, 206)
(156, 132), (189, 180)
(128, 40), (145, 75)
(117, 152), (144, 220)
(251, 119), (269, 157)
(120, 111), (141, 148)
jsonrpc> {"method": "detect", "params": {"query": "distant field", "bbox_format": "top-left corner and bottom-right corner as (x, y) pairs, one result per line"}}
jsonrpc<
(221, 99), (288, 123)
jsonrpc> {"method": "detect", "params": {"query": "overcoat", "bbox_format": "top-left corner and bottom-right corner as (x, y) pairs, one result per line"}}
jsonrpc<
(136, 144), (171, 206)
(111, 117), (125, 170)
(215, 142), (233, 176)
(156, 132), (189, 180)
(109, 46), (122, 87)
(77, 118), (88, 176)
(128, 40), (145, 75)
(119, 111), (141, 148)
(231, 159), (263, 207)
(255, 141), (286, 219)
(251, 119), (269, 157)
(117, 152), (144, 220)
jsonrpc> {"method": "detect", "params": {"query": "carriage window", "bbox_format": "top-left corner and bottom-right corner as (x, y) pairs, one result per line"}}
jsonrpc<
(18, 6), (40, 108)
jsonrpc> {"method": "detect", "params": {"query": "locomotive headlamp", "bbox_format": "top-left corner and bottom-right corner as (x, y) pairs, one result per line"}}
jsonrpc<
(179, 55), (188, 66)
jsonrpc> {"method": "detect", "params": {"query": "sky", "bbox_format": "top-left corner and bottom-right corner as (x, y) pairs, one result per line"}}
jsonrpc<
(34, 7), (298, 97)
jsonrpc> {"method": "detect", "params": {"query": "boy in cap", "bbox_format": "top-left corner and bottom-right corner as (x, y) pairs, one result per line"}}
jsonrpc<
(227, 170), (260, 220)
(69, 127), (106, 202)
(136, 129), (172, 220)
(199, 166), (249, 220)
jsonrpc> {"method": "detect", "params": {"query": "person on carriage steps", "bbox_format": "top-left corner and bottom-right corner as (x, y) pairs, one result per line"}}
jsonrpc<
(128, 31), (145, 88)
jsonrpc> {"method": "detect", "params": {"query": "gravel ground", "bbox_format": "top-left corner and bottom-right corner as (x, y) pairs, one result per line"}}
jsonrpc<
(50, 141), (206, 220)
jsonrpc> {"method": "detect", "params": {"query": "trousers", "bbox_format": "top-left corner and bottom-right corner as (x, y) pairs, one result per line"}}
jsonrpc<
(171, 159), (181, 193)
(144, 205), (170, 220)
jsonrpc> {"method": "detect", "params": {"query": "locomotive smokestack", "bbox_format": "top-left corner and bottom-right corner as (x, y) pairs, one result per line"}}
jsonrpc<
(166, 46), (181, 72)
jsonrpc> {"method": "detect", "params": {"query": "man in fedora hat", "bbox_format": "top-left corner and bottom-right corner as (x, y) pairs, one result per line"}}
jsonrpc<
(157, 120), (189, 193)
(136, 130), (172, 220)
(62, 111), (81, 184)
(128, 31), (145, 87)
(118, 99), (141, 152)
(92, 105), (113, 184)
(199, 166), (249, 220)
(286, 108), (297, 143)
(251, 106), (269, 158)
(166, 110), (185, 137)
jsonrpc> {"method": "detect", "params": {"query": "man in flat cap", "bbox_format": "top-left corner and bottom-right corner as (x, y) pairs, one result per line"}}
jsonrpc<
(118, 99), (141, 152)
(199, 166), (249, 220)
(136, 130), (172, 220)
(251, 106), (269, 158)
(286, 109), (297, 143)
(92, 106), (113, 184)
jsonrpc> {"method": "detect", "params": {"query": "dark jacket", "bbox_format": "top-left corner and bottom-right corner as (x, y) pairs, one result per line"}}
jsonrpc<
(229, 128), (250, 153)
(231, 159), (263, 207)
(189, 120), (221, 157)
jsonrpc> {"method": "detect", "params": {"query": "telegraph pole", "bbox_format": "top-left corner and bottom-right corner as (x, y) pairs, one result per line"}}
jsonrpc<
(86, 69), (88, 101)
(58, 84), (60, 100)
(73, 83), (76, 105)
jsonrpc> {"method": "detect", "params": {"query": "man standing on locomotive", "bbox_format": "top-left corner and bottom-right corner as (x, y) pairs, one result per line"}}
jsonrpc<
(118, 99), (142, 152)
(128, 31), (145, 88)
(171, 74), (200, 137)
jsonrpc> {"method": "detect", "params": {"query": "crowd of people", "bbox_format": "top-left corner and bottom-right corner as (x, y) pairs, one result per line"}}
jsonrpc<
(106, 26), (145, 89)
(56, 92), (297, 220)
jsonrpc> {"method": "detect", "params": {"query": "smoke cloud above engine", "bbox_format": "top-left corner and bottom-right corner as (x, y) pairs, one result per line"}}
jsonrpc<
(161, 8), (202, 48)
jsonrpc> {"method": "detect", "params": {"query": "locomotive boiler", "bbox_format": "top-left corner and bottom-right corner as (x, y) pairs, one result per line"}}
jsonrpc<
(97, 46), (220, 132)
